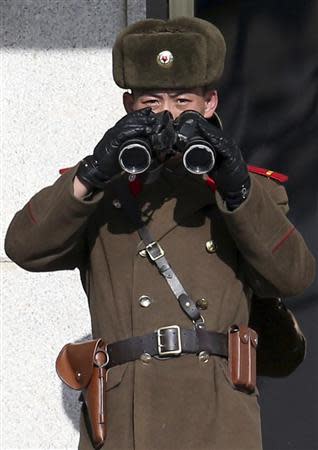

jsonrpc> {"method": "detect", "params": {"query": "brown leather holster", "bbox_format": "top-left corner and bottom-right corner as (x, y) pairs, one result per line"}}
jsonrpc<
(228, 325), (258, 393)
(56, 339), (108, 449)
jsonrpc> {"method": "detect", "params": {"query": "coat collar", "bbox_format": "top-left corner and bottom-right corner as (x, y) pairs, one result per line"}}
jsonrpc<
(133, 165), (216, 242)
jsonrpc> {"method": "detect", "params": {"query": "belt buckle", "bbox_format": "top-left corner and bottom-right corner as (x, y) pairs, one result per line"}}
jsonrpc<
(146, 241), (164, 261)
(157, 325), (182, 356)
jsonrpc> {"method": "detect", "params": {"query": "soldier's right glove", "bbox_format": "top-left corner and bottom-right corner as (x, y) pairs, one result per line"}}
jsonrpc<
(197, 118), (251, 210)
(76, 108), (158, 189)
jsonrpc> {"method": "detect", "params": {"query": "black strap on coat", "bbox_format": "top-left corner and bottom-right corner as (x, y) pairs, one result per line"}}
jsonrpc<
(113, 178), (205, 328)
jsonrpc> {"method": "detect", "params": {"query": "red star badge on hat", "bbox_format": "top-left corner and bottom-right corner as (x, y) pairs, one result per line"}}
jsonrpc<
(157, 50), (174, 68)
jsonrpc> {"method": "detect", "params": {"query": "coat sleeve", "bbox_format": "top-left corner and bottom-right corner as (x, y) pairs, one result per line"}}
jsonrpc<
(215, 174), (316, 297)
(5, 167), (104, 272)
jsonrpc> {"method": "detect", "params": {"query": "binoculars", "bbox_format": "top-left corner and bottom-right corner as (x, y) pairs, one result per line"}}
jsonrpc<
(118, 111), (216, 175)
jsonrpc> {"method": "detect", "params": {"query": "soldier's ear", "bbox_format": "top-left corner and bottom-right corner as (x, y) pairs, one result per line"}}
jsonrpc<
(203, 90), (218, 119)
(123, 91), (135, 113)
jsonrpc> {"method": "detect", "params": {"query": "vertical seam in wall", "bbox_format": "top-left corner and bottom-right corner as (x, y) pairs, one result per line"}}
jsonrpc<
(125, 0), (128, 26)
(169, 0), (195, 18)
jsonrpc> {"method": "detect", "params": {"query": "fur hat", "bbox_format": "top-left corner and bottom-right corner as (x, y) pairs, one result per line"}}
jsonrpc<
(112, 17), (226, 90)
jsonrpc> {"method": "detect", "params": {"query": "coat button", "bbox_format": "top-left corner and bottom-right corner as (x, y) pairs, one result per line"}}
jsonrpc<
(139, 295), (152, 308)
(138, 249), (147, 257)
(241, 333), (249, 344)
(196, 298), (208, 310)
(205, 240), (217, 253)
(112, 199), (122, 209)
(198, 351), (209, 364)
(140, 352), (152, 363)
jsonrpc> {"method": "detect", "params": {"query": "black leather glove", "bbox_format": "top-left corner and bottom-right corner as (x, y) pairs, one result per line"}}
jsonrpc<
(175, 111), (250, 210)
(77, 108), (159, 189)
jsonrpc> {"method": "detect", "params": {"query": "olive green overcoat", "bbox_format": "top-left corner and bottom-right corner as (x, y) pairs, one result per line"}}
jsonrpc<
(5, 165), (315, 450)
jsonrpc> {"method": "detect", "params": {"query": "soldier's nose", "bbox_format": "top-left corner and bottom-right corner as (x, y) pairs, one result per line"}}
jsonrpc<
(162, 106), (177, 119)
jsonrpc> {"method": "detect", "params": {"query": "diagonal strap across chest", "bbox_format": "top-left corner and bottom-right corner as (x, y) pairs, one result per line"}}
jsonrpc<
(113, 179), (204, 328)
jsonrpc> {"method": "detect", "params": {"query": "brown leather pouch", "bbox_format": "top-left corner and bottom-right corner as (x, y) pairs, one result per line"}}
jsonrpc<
(228, 325), (258, 393)
(56, 339), (108, 449)
(249, 296), (306, 377)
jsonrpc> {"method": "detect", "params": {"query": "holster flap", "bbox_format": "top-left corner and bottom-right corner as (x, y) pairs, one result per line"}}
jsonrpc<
(56, 339), (104, 390)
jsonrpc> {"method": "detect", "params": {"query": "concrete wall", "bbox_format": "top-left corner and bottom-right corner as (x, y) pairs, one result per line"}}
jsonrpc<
(1, 1), (146, 448)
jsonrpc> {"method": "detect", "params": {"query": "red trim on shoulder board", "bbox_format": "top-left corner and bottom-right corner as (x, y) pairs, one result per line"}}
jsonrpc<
(59, 167), (72, 175)
(247, 165), (288, 183)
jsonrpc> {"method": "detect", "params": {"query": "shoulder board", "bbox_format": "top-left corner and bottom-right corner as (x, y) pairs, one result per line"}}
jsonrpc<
(59, 167), (72, 175)
(247, 165), (288, 183)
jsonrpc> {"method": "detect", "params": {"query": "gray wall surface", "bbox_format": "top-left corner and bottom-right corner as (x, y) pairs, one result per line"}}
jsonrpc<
(1, 1), (146, 448)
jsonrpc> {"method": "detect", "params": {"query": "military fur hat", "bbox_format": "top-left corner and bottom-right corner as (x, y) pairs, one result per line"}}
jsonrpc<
(112, 17), (226, 90)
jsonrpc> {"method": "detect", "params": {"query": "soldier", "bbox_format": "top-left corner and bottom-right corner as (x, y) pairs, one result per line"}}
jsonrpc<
(5, 17), (315, 450)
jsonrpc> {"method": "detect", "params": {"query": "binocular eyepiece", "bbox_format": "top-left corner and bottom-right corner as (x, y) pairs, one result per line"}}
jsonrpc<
(118, 139), (153, 175)
(118, 111), (216, 175)
(182, 139), (215, 175)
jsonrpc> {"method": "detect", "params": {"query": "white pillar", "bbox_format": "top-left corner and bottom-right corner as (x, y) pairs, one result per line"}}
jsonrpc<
(1, 1), (146, 448)
(169, 0), (195, 18)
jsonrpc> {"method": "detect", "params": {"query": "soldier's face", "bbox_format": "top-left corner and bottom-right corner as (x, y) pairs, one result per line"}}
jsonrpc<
(123, 88), (218, 120)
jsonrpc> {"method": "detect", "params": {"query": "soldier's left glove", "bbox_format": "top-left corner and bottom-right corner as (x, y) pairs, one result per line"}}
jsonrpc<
(175, 111), (250, 210)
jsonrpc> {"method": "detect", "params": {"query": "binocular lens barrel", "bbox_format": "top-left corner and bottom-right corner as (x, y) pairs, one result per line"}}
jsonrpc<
(183, 143), (215, 175)
(119, 139), (215, 175)
(118, 140), (152, 174)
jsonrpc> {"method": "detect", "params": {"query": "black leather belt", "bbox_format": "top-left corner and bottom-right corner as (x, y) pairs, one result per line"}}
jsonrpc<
(106, 326), (228, 369)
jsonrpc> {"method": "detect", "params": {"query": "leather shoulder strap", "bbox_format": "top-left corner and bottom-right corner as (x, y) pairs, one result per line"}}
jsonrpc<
(113, 178), (204, 328)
